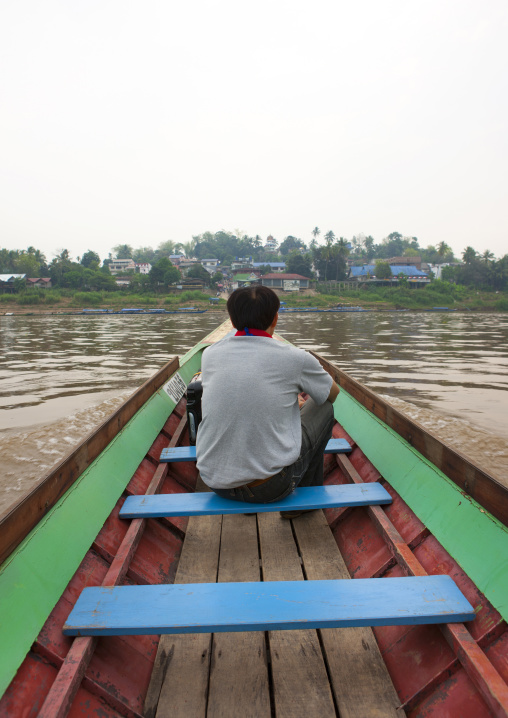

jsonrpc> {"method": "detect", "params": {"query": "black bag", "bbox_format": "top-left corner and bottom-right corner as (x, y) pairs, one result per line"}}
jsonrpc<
(186, 373), (203, 445)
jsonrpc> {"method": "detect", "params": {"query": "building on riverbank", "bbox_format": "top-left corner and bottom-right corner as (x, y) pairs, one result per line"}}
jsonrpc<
(349, 265), (430, 287)
(260, 273), (311, 291)
(108, 259), (136, 275)
(0, 274), (26, 293)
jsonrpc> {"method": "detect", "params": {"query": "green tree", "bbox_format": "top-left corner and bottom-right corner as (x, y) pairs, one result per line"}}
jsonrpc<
(311, 227), (320, 246)
(13, 253), (40, 276)
(164, 265), (181, 286)
(186, 264), (211, 285)
(279, 236), (306, 256)
(375, 232), (417, 260)
(61, 268), (86, 289)
(331, 238), (349, 280)
(210, 271), (223, 287)
(437, 241), (452, 260)
(90, 270), (117, 291)
(462, 246), (477, 264)
(155, 240), (176, 259)
(112, 244), (133, 259)
(13, 277), (26, 292)
(80, 250), (101, 269)
(133, 246), (156, 263)
(149, 257), (179, 291)
(48, 249), (74, 286)
(178, 239), (197, 258)
(364, 236), (375, 261)
(127, 273), (150, 292)
(256, 264), (272, 276)
(285, 251), (313, 278)
(375, 261), (392, 279)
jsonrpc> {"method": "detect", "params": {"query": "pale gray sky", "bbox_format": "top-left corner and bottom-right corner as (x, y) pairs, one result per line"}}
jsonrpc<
(1, 0), (507, 262)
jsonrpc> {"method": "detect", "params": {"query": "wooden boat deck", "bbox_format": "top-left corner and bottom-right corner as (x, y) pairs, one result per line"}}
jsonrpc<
(3, 399), (506, 717)
(144, 480), (401, 718)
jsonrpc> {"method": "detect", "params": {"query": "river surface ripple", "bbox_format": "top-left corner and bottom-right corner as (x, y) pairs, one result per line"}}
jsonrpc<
(1, 312), (507, 514)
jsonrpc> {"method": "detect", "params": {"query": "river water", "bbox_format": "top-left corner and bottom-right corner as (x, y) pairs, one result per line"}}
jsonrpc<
(1, 312), (507, 514)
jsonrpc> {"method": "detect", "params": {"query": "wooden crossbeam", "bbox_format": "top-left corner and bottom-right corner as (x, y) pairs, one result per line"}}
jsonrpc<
(63, 576), (474, 637)
(119, 483), (392, 519)
(159, 438), (352, 463)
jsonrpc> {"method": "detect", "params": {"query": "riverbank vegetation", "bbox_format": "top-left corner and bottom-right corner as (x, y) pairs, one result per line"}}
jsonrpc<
(0, 289), (213, 311)
(1, 284), (506, 313)
(315, 283), (508, 312)
(1, 229), (507, 312)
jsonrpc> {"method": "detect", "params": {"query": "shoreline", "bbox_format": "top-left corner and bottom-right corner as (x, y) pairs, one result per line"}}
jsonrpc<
(2, 307), (506, 316)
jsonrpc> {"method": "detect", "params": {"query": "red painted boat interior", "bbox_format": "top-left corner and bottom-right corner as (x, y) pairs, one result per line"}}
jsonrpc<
(1, 398), (507, 717)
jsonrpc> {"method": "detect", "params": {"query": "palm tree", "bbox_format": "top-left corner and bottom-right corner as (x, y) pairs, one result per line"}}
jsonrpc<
(157, 240), (176, 256)
(322, 235), (334, 281)
(311, 227), (321, 246)
(462, 246), (477, 264)
(332, 238), (349, 280)
(180, 240), (197, 258)
(482, 249), (495, 263)
(436, 241), (452, 260)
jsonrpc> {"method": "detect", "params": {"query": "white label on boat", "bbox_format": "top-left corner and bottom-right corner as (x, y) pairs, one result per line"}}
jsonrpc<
(164, 373), (187, 404)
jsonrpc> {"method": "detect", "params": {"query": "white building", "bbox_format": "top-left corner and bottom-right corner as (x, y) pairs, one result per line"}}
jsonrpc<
(201, 259), (220, 274)
(263, 235), (278, 253)
(109, 259), (136, 275)
(136, 263), (152, 275)
(427, 263), (456, 280)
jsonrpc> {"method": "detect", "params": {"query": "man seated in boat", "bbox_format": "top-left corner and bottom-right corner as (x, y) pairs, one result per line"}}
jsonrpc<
(196, 286), (340, 518)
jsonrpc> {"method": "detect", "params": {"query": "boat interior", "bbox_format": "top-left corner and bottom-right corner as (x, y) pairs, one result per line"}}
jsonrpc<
(1, 322), (507, 717)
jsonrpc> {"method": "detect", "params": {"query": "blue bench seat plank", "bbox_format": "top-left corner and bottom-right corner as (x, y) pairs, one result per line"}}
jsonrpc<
(63, 576), (475, 637)
(160, 446), (196, 462)
(119, 483), (392, 519)
(159, 438), (351, 463)
(323, 438), (352, 454)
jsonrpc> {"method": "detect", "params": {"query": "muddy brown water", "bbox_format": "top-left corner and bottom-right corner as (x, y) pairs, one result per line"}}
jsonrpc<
(1, 312), (507, 515)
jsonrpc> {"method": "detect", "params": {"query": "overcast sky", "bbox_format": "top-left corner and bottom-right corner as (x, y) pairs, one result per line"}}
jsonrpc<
(1, 0), (506, 263)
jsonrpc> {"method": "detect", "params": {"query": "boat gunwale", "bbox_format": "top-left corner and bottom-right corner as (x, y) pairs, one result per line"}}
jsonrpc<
(0, 355), (180, 565)
(311, 350), (508, 529)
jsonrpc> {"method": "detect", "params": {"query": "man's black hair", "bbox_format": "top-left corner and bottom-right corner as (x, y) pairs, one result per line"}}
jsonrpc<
(227, 286), (280, 331)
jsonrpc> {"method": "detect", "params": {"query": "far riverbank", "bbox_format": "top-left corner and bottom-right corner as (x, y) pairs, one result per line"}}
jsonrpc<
(1, 284), (508, 315)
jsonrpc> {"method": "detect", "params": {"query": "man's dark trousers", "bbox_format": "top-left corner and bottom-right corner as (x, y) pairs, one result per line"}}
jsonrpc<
(212, 398), (334, 504)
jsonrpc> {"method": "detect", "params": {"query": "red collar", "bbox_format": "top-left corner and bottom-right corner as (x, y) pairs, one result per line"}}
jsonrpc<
(235, 328), (272, 338)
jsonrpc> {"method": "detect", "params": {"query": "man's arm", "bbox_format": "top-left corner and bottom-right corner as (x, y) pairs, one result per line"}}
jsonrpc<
(327, 380), (340, 404)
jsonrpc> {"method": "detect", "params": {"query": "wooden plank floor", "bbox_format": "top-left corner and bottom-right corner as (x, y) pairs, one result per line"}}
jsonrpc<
(145, 501), (404, 718)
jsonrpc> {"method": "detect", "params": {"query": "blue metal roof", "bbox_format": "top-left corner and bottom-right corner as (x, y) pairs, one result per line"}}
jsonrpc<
(252, 262), (286, 268)
(349, 265), (428, 277)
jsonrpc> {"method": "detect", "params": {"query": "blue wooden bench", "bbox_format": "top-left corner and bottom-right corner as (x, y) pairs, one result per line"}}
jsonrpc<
(63, 575), (475, 637)
(159, 438), (352, 463)
(119, 483), (392, 518)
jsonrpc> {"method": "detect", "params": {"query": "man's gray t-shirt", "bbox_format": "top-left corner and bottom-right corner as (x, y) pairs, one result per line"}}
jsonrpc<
(196, 335), (333, 489)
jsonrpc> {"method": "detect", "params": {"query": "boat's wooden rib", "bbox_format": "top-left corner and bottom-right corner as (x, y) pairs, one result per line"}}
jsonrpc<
(0, 355), (180, 565)
(312, 351), (508, 528)
(335, 453), (508, 717)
